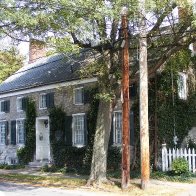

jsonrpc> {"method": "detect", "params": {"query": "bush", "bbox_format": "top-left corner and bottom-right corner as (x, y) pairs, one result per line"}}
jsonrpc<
(41, 164), (58, 172)
(107, 146), (121, 170)
(0, 163), (25, 170)
(171, 158), (189, 175)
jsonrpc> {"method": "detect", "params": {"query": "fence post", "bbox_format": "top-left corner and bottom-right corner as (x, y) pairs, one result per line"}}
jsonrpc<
(162, 143), (167, 172)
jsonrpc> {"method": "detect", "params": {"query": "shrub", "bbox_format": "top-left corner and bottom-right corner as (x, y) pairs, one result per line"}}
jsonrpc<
(107, 146), (121, 170)
(171, 158), (189, 175)
(0, 163), (25, 170)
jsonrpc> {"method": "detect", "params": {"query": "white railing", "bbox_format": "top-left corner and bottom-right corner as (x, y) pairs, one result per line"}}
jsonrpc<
(162, 143), (196, 173)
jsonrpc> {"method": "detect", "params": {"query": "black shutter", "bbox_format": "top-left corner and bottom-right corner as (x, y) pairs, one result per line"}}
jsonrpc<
(4, 100), (10, 113)
(84, 88), (90, 104)
(0, 101), (4, 112)
(22, 97), (27, 111)
(109, 113), (114, 146)
(46, 93), (54, 108)
(84, 115), (87, 145)
(23, 119), (26, 144)
(11, 120), (16, 145)
(130, 83), (137, 98)
(130, 111), (134, 146)
(64, 116), (72, 146)
(5, 121), (9, 145)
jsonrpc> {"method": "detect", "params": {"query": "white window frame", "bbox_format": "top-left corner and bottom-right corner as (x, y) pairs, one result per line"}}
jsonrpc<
(73, 87), (84, 105)
(16, 118), (25, 145)
(16, 97), (23, 112)
(0, 121), (6, 145)
(72, 113), (85, 147)
(0, 100), (5, 114)
(113, 111), (122, 146)
(39, 93), (47, 109)
(178, 72), (188, 100)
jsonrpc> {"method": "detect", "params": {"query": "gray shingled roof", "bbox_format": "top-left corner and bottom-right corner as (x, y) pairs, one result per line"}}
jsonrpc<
(0, 49), (97, 94)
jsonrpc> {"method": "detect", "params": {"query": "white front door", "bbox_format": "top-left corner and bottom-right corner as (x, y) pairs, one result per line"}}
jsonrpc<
(36, 117), (50, 161)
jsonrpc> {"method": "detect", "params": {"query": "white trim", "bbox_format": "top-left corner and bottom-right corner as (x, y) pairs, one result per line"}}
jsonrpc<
(0, 77), (97, 99)
(72, 113), (85, 116)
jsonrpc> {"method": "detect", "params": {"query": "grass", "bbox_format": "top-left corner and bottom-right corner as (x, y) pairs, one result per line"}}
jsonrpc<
(108, 169), (196, 184)
(0, 164), (25, 170)
(0, 172), (193, 196)
(0, 173), (86, 188)
(151, 171), (196, 183)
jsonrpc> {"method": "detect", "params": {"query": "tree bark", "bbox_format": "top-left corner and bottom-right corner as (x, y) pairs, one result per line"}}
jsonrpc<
(87, 98), (113, 184)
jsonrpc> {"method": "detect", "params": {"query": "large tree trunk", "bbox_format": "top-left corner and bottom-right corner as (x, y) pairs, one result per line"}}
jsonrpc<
(87, 98), (113, 184)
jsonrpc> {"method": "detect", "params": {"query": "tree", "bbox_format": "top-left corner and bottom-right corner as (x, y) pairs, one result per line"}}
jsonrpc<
(0, 48), (23, 83)
(0, 0), (195, 185)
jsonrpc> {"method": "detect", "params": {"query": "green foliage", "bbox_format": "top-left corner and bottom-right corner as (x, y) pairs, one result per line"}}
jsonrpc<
(0, 164), (25, 170)
(187, 139), (196, 149)
(107, 146), (121, 171)
(41, 164), (58, 173)
(171, 158), (189, 175)
(17, 98), (36, 165)
(48, 87), (120, 173)
(0, 48), (23, 83)
(151, 171), (195, 183)
(49, 106), (66, 143)
(156, 49), (196, 147)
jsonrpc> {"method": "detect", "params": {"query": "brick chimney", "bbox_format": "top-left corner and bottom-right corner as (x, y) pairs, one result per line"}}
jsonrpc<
(28, 39), (46, 64)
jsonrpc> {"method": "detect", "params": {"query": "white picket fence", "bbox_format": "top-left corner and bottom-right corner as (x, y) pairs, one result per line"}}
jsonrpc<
(162, 144), (196, 173)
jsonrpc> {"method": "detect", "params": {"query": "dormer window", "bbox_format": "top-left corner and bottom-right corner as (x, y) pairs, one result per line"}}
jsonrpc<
(178, 72), (188, 100)
(74, 87), (84, 105)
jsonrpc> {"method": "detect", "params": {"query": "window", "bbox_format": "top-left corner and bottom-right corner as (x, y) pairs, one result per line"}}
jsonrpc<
(39, 93), (54, 109)
(16, 119), (25, 144)
(17, 97), (23, 111)
(39, 94), (47, 109)
(0, 100), (10, 113)
(72, 114), (85, 146)
(113, 111), (122, 145)
(74, 87), (83, 105)
(178, 73), (188, 100)
(0, 122), (6, 145)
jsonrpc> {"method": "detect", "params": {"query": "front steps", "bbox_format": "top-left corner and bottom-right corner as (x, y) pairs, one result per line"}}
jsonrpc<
(28, 160), (50, 168)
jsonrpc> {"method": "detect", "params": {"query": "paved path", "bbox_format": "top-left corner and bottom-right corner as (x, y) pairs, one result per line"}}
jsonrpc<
(0, 181), (115, 196)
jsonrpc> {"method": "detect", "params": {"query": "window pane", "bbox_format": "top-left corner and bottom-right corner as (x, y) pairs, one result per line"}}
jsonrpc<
(17, 120), (24, 144)
(73, 115), (84, 145)
(74, 88), (83, 104)
(114, 112), (122, 145)
(0, 122), (6, 144)
(178, 73), (187, 100)
(40, 94), (47, 108)
(17, 98), (22, 111)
